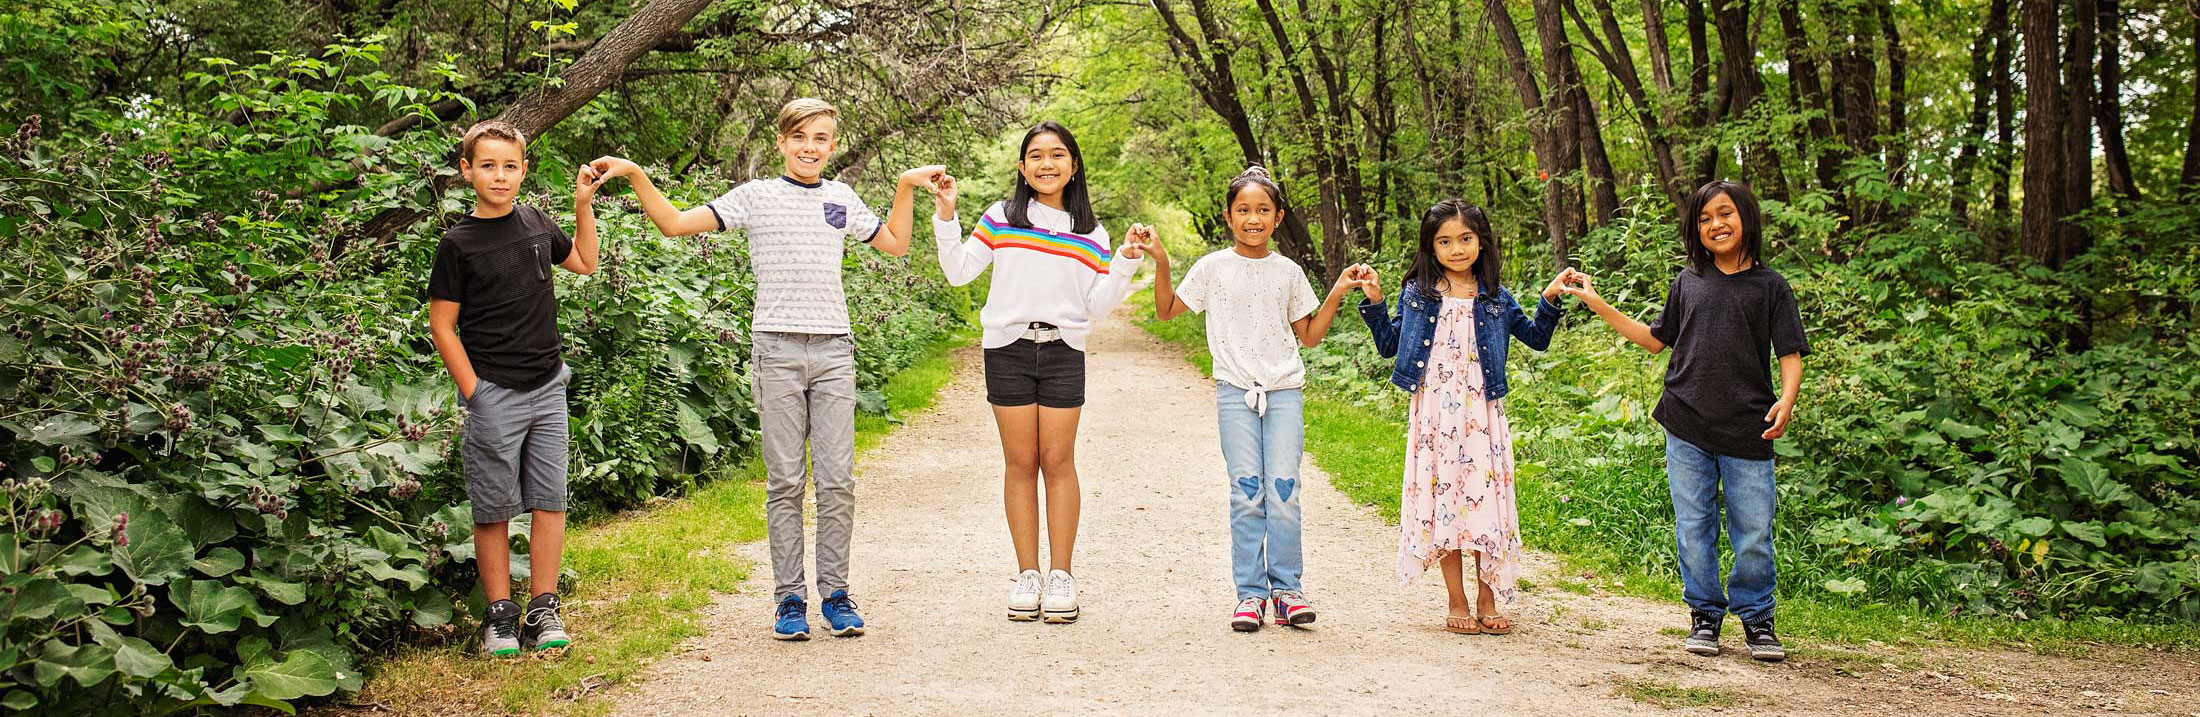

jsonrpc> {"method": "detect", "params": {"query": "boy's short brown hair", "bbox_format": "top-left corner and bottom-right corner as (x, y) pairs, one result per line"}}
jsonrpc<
(460, 119), (527, 163)
(775, 98), (839, 137)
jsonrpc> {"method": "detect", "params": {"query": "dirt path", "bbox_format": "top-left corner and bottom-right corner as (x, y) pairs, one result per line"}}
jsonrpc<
(603, 310), (2200, 716)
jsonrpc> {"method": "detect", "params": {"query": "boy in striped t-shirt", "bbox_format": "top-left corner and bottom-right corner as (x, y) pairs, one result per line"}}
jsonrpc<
(586, 98), (949, 641)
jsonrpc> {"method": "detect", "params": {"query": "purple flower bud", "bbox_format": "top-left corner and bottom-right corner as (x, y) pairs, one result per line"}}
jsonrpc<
(1895, 496), (1909, 507)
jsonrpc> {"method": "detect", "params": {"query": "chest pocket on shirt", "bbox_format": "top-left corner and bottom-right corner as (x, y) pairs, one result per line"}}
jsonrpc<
(532, 240), (551, 281)
(823, 203), (848, 229)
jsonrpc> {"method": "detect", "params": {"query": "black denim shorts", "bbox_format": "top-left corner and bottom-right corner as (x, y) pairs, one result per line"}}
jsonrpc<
(983, 338), (1086, 408)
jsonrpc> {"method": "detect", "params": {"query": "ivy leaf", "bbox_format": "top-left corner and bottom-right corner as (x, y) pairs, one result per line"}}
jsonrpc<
(1936, 419), (1988, 440)
(108, 634), (175, 678)
(362, 560), (429, 590)
(26, 417), (99, 444)
(1, 691), (37, 711)
(2012, 517), (2054, 537)
(1, 574), (82, 622)
(410, 589), (453, 628)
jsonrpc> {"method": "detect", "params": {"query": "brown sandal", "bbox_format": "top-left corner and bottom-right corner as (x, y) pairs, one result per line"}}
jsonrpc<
(1445, 615), (1482, 635)
(1477, 614), (1514, 635)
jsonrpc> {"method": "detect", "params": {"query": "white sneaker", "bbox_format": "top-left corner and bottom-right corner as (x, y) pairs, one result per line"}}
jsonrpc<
(1007, 569), (1044, 621)
(1041, 569), (1080, 623)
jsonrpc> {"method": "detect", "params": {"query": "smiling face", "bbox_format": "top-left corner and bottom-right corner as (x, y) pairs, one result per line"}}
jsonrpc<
(1227, 183), (1282, 252)
(1432, 217), (1481, 277)
(775, 114), (839, 183)
(460, 137), (527, 211)
(1017, 132), (1075, 199)
(1695, 191), (1743, 261)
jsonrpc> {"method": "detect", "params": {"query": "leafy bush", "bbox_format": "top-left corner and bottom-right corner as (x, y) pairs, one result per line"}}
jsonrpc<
(0, 38), (966, 714)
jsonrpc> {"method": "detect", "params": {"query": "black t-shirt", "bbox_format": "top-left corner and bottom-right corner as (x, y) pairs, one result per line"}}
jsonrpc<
(427, 205), (573, 392)
(1648, 264), (1810, 460)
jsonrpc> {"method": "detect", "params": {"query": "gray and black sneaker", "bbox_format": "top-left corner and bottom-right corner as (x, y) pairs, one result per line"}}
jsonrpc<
(1682, 610), (1722, 656)
(522, 592), (572, 651)
(1743, 619), (1786, 662)
(481, 599), (522, 658)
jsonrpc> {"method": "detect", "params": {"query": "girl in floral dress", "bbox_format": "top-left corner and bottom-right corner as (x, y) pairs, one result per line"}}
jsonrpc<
(1356, 199), (1578, 634)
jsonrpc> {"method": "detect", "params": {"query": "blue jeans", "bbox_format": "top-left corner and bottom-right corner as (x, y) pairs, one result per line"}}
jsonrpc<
(1217, 384), (1305, 599)
(1665, 432), (1778, 625)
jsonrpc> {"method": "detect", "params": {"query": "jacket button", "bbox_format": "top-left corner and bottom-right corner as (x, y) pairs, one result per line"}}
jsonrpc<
(1416, 361), (1423, 367)
(1423, 340), (1431, 346)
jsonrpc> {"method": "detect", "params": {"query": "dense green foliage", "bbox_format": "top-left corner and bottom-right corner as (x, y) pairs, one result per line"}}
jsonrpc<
(5, 0), (2200, 712)
(0, 24), (969, 715)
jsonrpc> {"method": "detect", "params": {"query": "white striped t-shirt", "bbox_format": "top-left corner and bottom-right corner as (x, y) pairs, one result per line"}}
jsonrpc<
(708, 176), (882, 334)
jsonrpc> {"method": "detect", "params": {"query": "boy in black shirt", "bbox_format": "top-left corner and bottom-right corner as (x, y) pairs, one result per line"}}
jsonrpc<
(428, 119), (601, 657)
(1562, 180), (1808, 662)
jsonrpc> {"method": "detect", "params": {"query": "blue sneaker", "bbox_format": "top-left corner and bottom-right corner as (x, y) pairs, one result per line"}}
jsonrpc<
(772, 594), (809, 641)
(820, 589), (866, 637)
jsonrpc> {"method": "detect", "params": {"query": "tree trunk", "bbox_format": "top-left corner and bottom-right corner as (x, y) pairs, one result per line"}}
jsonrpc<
(2095, 0), (2138, 199)
(2060, 0), (2096, 266)
(1252, 0), (1353, 281)
(2019, 0), (2065, 266)
(1571, 0), (1683, 204)
(1710, 0), (1788, 199)
(1953, 0), (2010, 218)
(1991, 1), (2018, 221)
(1486, 0), (1575, 269)
(1684, 0), (1716, 183)
(1150, 0), (1321, 272)
(1778, 0), (1838, 194)
(355, 0), (720, 246)
(2185, 15), (2200, 194)
(1531, 0), (1615, 228)
(1877, 1), (1909, 187)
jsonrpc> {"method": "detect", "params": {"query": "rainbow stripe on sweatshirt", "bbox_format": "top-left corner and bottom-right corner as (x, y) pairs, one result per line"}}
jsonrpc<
(973, 214), (1112, 274)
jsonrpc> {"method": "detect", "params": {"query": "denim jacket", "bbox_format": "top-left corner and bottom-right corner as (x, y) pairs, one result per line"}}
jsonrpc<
(1358, 284), (1564, 399)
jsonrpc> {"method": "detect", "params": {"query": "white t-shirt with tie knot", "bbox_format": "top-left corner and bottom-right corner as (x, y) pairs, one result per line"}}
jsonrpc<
(1173, 248), (1320, 414)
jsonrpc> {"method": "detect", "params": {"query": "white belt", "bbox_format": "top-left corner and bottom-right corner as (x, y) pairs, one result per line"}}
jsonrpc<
(1022, 322), (1062, 343)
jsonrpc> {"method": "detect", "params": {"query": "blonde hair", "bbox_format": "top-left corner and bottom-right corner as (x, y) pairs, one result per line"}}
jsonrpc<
(459, 119), (526, 163)
(775, 98), (840, 137)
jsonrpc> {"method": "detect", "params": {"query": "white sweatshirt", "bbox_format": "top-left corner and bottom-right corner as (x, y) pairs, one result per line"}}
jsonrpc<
(934, 199), (1144, 351)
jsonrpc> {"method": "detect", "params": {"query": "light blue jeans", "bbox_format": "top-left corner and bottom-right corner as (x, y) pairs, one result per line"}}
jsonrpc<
(1217, 383), (1305, 599)
(1665, 432), (1778, 624)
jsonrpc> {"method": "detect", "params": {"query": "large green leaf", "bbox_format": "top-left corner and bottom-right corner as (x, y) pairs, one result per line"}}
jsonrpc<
(242, 648), (343, 701)
(171, 578), (277, 634)
(237, 573), (307, 606)
(2, 574), (81, 622)
(191, 547), (247, 577)
(674, 401), (722, 454)
(116, 514), (194, 585)
(2056, 457), (2136, 507)
(362, 560), (429, 590)
(32, 639), (116, 688)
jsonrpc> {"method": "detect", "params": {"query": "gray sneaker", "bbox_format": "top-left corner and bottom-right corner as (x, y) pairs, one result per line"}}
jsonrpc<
(481, 599), (522, 658)
(1743, 619), (1786, 662)
(523, 593), (572, 651)
(1683, 611), (1722, 656)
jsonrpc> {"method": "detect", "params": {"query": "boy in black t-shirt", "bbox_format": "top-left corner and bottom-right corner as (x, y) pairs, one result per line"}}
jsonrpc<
(427, 119), (601, 657)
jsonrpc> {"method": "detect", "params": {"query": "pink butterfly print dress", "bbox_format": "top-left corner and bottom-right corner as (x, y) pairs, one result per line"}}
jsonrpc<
(1398, 294), (1522, 602)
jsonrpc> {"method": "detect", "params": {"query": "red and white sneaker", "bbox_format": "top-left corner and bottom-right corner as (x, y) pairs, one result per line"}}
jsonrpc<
(1271, 590), (1317, 626)
(1230, 597), (1265, 632)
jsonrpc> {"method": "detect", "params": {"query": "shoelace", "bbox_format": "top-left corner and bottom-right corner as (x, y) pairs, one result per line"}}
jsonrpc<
(777, 601), (804, 620)
(824, 594), (860, 613)
(1273, 591), (1306, 605)
(1016, 573), (1044, 594)
(1236, 598), (1264, 614)
(527, 605), (564, 633)
(489, 613), (519, 639)
(1044, 575), (1076, 598)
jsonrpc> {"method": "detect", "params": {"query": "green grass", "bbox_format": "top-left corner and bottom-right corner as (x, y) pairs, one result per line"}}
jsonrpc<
(335, 329), (976, 715)
(1612, 679), (1745, 708)
(1124, 290), (2200, 655)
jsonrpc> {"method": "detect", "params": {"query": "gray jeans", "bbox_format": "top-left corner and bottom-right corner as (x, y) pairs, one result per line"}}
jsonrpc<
(752, 331), (858, 602)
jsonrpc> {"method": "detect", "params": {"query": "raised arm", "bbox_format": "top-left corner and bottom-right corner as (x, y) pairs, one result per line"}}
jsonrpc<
(1563, 272), (1666, 354)
(1293, 266), (1368, 348)
(562, 164), (602, 275)
(587, 156), (719, 237)
(866, 165), (946, 257)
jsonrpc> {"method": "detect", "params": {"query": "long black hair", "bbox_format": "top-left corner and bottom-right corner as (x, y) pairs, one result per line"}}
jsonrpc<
(1680, 179), (1764, 274)
(1005, 121), (1098, 234)
(1401, 199), (1502, 301)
